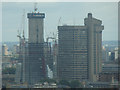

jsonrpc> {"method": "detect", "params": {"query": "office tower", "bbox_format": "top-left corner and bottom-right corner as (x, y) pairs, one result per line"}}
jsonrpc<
(25, 12), (46, 85)
(58, 25), (88, 80)
(57, 13), (104, 82)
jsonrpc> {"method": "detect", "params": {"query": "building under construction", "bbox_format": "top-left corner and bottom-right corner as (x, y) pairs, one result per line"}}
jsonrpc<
(23, 11), (46, 85)
(16, 7), (58, 86)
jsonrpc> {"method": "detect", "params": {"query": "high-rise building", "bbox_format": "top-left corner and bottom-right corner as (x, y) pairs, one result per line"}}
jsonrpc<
(24, 11), (46, 85)
(57, 13), (104, 82)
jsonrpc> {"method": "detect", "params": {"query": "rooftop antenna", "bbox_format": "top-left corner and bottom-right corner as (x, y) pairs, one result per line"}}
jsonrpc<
(22, 9), (25, 39)
(23, 29), (25, 39)
(34, 2), (38, 12)
(58, 17), (61, 26)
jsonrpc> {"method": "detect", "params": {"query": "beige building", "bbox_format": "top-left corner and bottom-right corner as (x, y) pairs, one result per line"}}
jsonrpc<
(2, 44), (8, 56)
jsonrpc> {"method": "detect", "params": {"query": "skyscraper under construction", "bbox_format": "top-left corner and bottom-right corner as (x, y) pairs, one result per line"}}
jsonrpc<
(57, 13), (104, 82)
(24, 10), (46, 85)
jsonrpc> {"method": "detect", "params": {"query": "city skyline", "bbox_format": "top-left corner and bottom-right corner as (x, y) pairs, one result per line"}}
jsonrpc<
(2, 2), (118, 42)
(2, 2), (119, 88)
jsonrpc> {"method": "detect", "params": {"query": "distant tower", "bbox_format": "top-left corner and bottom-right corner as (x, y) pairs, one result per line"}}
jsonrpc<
(2, 44), (8, 56)
(25, 7), (46, 85)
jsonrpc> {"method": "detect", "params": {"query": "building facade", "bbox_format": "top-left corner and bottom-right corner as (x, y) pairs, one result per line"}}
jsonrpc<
(99, 64), (119, 83)
(57, 13), (104, 82)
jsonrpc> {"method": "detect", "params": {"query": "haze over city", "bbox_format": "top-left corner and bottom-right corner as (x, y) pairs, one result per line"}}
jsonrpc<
(2, 2), (118, 42)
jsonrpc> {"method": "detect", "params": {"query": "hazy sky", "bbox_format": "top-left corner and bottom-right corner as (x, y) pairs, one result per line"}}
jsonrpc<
(2, 2), (118, 42)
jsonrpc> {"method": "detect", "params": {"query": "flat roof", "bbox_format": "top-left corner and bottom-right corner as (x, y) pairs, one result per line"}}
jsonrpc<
(27, 13), (45, 18)
(58, 26), (87, 30)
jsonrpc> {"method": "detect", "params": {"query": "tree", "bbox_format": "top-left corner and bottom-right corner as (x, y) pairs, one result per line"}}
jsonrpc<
(59, 80), (70, 86)
(39, 78), (56, 83)
(2, 67), (16, 74)
(70, 80), (80, 88)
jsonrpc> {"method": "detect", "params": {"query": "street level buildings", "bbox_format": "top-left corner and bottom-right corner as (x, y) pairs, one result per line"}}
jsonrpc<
(57, 13), (104, 82)
(98, 64), (119, 83)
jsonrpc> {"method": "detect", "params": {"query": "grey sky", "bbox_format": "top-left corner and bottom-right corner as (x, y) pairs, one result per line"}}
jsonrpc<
(2, 2), (118, 42)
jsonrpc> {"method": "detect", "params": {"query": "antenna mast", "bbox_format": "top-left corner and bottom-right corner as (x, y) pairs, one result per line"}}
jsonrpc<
(22, 9), (25, 39)
(34, 2), (38, 12)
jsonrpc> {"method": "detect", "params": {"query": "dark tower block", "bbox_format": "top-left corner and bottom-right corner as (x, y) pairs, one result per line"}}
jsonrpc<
(57, 13), (104, 82)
